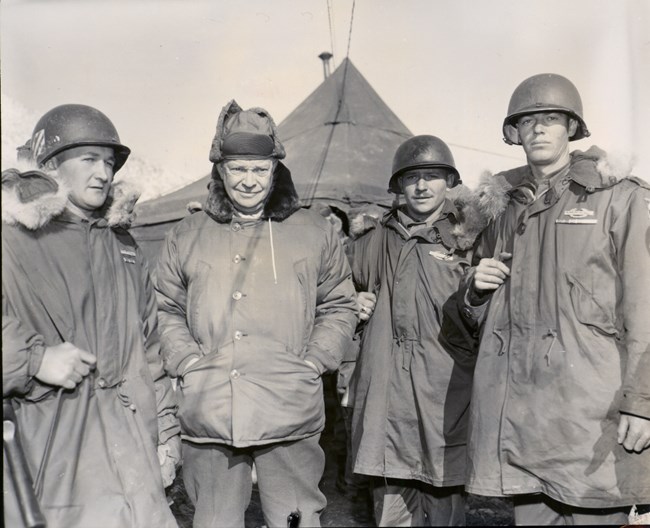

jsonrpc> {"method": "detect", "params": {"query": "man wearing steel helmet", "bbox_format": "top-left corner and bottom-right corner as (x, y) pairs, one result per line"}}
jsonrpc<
(459, 74), (650, 524)
(154, 100), (357, 527)
(348, 135), (488, 526)
(2, 104), (180, 528)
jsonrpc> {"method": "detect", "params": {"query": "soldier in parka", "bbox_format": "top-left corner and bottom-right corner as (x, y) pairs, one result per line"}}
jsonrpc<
(2, 104), (180, 528)
(349, 135), (489, 526)
(459, 73), (650, 525)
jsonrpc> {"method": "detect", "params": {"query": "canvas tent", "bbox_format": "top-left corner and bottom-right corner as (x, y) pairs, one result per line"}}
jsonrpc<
(130, 58), (412, 263)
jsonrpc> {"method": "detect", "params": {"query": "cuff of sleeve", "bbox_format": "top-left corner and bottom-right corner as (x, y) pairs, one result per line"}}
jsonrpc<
(462, 290), (490, 322)
(27, 342), (46, 379)
(158, 412), (181, 445)
(176, 354), (200, 378)
(304, 355), (326, 375)
(620, 391), (650, 420)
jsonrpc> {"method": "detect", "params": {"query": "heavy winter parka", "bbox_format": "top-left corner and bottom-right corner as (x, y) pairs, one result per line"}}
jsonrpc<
(462, 147), (650, 507)
(2, 169), (179, 528)
(349, 188), (488, 486)
(155, 162), (358, 447)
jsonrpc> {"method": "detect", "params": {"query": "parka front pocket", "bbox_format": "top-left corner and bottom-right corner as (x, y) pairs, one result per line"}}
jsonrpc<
(567, 273), (617, 336)
(177, 350), (231, 440)
(187, 260), (213, 338)
(294, 258), (316, 346)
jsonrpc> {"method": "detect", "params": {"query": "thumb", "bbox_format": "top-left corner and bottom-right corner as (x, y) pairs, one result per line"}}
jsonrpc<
(79, 349), (97, 366)
(617, 414), (629, 444)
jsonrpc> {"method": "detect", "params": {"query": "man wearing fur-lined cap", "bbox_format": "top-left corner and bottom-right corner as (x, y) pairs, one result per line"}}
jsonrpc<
(459, 73), (650, 525)
(154, 100), (357, 527)
(2, 104), (180, 528)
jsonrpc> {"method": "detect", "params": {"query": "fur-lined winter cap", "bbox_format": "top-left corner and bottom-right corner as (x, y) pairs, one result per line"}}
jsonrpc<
(209, 100), (286, 163)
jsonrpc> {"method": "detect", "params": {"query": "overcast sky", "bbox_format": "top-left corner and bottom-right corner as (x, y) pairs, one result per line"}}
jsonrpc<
(2, 0), (648, 194)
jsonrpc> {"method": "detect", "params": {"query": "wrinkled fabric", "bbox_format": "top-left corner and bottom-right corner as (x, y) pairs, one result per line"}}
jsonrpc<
(155, 205), (357, 447)
(349, 201), (478, 487)
(462, 150), (650, 507)
(2, 210), (178, 527)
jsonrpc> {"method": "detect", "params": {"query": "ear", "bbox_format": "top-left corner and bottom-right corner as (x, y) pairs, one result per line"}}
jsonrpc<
(568, 118), (579, 139)
(503, 123), (520, 145)
(446, 172), (455, 188)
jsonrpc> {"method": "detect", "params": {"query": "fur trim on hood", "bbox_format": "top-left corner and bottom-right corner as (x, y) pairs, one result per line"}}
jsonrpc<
(1, 167), (141, 230)
(203, 161), (302, 223)
(445, 184), (492, 250)
(475, 145), (636, 223)
(352, 185), (491, 251)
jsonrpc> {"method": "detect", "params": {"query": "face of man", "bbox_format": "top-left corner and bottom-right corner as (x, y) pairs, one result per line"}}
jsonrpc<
(399, 167), (450, 221)
(220, 158), (276, 215)
(53, 145), (116, 217)
(516, 112), (578, 170)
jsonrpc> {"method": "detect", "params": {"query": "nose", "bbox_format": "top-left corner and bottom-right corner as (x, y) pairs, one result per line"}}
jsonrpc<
(241, 170), (258, 189)
(415, 177), (428, 190)
(94, 163), (111, 182)
(532, 118), (545, 133)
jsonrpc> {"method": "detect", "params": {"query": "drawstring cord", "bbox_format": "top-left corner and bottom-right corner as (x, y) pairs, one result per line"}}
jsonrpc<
(544, 329), (557, 366)
(268, 218), (278, 285)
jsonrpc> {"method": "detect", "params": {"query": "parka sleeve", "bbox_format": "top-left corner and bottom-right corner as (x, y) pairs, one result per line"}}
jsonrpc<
(138, 253), (180, 445)
(154, 225), (203, 378)
(303, 224), (358, 375)
(612, 181), (650, 419)
(2, 295), (46, 398)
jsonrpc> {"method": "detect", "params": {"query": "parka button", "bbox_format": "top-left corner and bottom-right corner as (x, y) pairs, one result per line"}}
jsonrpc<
(232, 222), (241, 232)
(517, 224), (526, 235)
(232, 291), (242, 300)
(230, 369), (240, 379)
(129, 404), (136, 412)
(97, 378), (107, 388)
(234, 331), (243, 340)
(233, 254), (242, 264)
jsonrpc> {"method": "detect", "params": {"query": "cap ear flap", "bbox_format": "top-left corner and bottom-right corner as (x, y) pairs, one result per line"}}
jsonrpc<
(503, 123), (520, 145)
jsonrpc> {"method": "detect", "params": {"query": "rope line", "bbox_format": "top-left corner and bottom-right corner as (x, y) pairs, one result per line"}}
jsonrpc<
(306, 0), (357, 205)
(326, 0), (336, 69)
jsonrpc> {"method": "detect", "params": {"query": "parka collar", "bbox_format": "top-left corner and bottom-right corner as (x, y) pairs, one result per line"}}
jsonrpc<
(1, 167), (141, 231)
(475, 145), (634, 222)
(383, 186), (490, 251)
(203, 161), (302, 223)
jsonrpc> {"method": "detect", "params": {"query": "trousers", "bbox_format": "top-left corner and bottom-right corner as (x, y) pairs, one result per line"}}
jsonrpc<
(182, 434), (326, 528)
(372, 477), (465, 526)
(513, 494), (630, 526)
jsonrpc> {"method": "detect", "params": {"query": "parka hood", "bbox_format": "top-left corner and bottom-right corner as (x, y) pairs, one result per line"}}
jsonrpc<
(475, 145), (636, 222)
(356, 185), (491, 251)
(1, 167), (141, 230)
(203, 161), (302, 223)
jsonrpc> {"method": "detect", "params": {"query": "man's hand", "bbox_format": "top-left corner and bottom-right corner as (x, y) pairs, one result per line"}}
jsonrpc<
(158, 435), (182, 488)
(358, 291), (377, 321)
(473, 252), (512, 292)
(618, 414), (650, 453)
(35, 342), (96, 389)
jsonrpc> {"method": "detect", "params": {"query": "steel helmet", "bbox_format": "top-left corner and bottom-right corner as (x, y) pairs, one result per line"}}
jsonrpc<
(389, 135), (460, 193)
(30, 104), (131, 172)
(502, 73), (590, 145)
